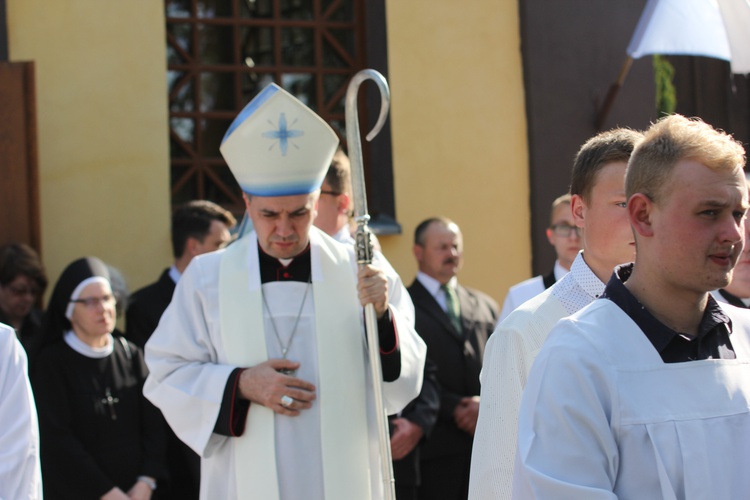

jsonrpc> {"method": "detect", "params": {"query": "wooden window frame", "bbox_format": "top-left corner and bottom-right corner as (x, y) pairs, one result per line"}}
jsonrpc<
(165, 0), (399, 234)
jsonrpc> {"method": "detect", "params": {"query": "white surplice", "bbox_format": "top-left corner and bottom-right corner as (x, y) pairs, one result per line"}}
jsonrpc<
(0, 323), (42, 500)
(513, 298), (750, 499)
(497, 260), (569, 324)
(469, 252), (604, 500)
(144, 228), (425, 500)
(331, 225), (415, 325)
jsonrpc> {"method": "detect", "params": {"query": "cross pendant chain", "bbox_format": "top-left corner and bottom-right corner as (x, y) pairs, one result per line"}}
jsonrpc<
(262, 276), (311, 364)
(101, 387), (119, 420)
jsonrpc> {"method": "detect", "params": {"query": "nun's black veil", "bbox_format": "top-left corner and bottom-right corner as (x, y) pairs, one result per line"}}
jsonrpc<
(41, 257), (111, 348)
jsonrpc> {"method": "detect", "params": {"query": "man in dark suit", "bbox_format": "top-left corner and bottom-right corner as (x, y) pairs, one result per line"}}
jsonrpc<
(126, 200), (235, 348)
(126, 199), (235, 499)
(408, 217), (499, 500)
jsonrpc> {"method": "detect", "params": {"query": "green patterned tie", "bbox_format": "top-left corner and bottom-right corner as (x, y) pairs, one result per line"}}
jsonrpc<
(441, 284), (462, 334)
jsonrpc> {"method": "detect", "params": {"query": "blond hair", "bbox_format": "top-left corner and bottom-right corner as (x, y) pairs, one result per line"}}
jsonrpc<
(626, 114), (746, 202)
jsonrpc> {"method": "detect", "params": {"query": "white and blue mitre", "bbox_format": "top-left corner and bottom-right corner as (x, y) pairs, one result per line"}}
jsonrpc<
(220, 83), (339, 196)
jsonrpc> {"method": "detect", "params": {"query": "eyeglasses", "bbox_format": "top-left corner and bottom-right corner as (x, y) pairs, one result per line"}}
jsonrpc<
(320, 190), (342, 196)
(5, 284), (40, 298)
(550, 224), (581, 238)
(70, 294), (116, 309)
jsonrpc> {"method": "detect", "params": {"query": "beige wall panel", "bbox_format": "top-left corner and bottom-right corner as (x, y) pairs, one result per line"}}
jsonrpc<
(7, 0), (171, 299)
(382, 0), (530, 302)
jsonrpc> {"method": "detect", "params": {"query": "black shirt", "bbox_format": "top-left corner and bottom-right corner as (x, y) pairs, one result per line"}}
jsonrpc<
(602, 264), (735, 363)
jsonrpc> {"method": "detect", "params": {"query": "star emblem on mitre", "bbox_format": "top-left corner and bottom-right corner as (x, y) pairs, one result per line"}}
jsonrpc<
(262, 112), (304, 156)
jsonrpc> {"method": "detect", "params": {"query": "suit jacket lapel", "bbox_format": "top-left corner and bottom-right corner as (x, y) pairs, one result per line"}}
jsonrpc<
(410, 280), (463, 340)
(456, 285), (479, 359)
(157, 268), (177, 301)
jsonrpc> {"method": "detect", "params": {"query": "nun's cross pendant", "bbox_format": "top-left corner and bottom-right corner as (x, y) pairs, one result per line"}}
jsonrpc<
(101, 388), (119, 420)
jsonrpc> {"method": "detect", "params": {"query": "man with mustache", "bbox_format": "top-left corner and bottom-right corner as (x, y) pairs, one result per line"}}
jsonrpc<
(469, 128), (642, 500)
(514, 115), (750, 497)
(408, 217), (499, 500)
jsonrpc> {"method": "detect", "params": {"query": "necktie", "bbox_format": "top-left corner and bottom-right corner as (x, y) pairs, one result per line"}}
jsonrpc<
(441, 284), (462, 334)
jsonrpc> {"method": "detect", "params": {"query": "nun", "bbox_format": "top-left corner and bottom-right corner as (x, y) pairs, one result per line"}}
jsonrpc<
(32, 257), (165, 500)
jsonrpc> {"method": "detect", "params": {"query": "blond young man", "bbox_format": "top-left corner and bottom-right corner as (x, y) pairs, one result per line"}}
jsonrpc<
(514, 115), (750, 497)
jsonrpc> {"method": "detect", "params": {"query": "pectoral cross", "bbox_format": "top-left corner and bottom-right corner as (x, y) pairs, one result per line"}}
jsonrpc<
(101, 388), (119, 420)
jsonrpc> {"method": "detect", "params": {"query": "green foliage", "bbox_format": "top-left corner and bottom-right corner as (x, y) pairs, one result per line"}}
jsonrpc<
(653, 55), (676, 116)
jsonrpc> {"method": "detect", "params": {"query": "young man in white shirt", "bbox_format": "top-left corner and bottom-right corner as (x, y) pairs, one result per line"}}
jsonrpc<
(514, 114), (750, 498)
(469, 128), (642, 500)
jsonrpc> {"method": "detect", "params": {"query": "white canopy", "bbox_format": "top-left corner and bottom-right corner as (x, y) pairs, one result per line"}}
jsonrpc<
(627, 0), (750, 74)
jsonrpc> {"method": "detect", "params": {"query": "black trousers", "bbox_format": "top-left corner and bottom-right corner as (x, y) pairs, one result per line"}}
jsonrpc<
(417, 451), (471, 500)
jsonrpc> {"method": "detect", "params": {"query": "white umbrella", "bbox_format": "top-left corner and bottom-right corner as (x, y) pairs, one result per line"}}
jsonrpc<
(596, 0), (750, 128)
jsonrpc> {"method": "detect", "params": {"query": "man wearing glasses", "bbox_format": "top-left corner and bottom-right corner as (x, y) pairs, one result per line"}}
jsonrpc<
(469, 128), (642, 500)
(497, 194), (581, 323)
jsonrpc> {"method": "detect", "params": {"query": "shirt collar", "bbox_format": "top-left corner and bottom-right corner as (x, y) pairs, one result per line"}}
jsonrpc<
(258, 243), (312, 283)
(64, 330), (114, 358)
(570, 251), (607, 299)
(416, 271), (457, 298)
(602, 263), (732, 353)
(169, 265), (181, 284)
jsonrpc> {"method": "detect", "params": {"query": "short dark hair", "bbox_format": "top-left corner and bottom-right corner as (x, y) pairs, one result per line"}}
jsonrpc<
(324, 149), (352, 197)
(414, 217), (457, 246)
(549, 193), (572, 226)
(172, 201), (237, 258)
(570, 128), (643, 202)
(0, 243), (47, 292)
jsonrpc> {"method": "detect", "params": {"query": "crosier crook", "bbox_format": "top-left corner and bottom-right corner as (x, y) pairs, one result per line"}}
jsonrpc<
(345, 69), (395, 500)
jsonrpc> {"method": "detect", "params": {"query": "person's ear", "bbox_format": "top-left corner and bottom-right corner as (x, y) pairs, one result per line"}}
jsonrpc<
(628, 193), (655, 238)
(413, 244), (423, 261)
(338, 193), (351, 214)
(185, 237), (202, 257)
(545, 227), (555, 245)
(571, 194), (586, 229)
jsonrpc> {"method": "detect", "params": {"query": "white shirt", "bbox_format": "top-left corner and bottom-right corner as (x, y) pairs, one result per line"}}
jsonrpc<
(415, 272), (458, 313)
(469, 252), (604, 500)
(513, 300), (750, 499)
(168, 265), (181, 284)
(498, 260), (569, 323)
(0, 323), (42, 500)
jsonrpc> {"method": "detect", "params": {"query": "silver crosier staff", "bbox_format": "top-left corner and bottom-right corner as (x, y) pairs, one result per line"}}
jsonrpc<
(344, 69), (395, 500)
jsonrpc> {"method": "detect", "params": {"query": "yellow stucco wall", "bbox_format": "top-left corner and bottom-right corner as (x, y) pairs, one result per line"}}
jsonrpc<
(381, 0), (530, 303)
(7, 1), (171, 299)
(6, 0), (530, 307)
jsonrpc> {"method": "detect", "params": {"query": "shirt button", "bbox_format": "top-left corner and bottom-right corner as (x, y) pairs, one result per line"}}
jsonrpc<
(283, 272), (290, 278)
